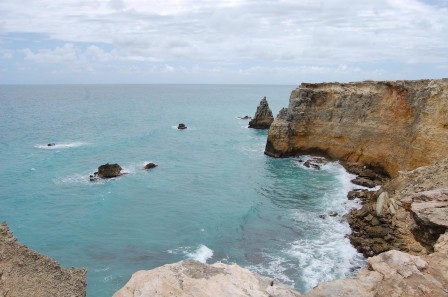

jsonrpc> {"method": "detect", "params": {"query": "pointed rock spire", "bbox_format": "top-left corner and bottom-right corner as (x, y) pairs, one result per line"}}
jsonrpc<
(248, 96), (274, 129)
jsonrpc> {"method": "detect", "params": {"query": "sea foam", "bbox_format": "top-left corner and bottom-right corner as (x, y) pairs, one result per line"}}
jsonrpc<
(187, 245), (214, 263)
(35, 142), (88, 149)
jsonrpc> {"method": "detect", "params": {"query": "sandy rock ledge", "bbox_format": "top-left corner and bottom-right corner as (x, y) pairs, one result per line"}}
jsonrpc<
(0, 222), (87, 297)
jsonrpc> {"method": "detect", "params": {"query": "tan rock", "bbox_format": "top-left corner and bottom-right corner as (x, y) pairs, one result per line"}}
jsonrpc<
(265, 79), (448, 177)
(376, 192), (389, 217)
(113, 260), (301, 297)
(304, 250), (448, 297)
(0, 222), (87, 297)
(434, 232), (448, 254)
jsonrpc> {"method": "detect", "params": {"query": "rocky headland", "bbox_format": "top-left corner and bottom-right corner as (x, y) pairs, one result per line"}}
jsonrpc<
(265, 79), (448, 177)
(0, 222), (87, 297)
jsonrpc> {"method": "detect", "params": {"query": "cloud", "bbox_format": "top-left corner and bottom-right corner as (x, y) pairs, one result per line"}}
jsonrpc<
(22, 43), (80, 64)
(1, 1), (447, 64)
(0, 0), (447, 83)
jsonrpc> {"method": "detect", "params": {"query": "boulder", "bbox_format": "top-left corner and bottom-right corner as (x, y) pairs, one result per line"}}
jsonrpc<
(351, 177), (376, 188)
(113, 260), (301, 297)
(375, 192), (389, 217)
(248, 97), (274, 129)
(47, 143), (55, 147)
(178, 123), (187, 129)
(144, 163), (158, 170)
(98, 163), (122, 178)
(239, 115), (251, 120)
(303, 160), (321, 170)
(347, 189), (369, 200)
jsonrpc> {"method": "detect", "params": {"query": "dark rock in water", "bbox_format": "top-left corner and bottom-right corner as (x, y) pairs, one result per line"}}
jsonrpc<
(248, 97), (274, 129)
(178, 123), (187, 130)
(144, 163), (158, 170)
(351, 177), (377, 188)
(47, 143), (55, 147)
(319, 214), (326, 219)
(303, 160), (321, 170)
(329, 211), (338, 217)
(238, 115), (251, 120)
(97, 163), (122, 178)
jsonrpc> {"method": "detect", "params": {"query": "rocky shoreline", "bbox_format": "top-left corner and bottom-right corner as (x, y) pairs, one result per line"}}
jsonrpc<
(2, 79), (447, 296)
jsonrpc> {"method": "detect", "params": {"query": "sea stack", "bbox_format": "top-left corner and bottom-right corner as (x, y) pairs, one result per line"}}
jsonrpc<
(97, 163), (122, 178)
(248, 96), (274, 129)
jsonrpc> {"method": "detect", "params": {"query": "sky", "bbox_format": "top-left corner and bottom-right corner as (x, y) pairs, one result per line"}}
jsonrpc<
(1, 0), (447, 84)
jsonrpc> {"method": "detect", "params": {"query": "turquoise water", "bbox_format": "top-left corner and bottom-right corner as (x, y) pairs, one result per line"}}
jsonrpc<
(0, 85), (364, 296)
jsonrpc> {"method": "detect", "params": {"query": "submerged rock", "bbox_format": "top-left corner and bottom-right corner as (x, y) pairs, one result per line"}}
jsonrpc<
(238, 115), (251, 120)
(248, 97), (274, 129)
(97, 163), (122, 178)
(144, 163), (158, 170)
(47, 143), (55, 146)
(178, 123), (187, 129)
(0, 222), (87, 297)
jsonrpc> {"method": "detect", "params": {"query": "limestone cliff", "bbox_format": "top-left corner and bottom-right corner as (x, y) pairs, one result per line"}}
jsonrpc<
(265, 79), (448, 177)
(0, 222), (87, 297)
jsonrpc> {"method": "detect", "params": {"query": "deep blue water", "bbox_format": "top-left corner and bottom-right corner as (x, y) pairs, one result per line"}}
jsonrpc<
(0, 85), (364, 296)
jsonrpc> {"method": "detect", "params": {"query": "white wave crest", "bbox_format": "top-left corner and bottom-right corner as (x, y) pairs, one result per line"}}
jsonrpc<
(35, 142), (88, 149)
(187, 244), (213, 263)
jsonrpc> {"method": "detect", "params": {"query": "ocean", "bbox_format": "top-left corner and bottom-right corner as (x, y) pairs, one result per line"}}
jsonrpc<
(0, 85), (365, 296)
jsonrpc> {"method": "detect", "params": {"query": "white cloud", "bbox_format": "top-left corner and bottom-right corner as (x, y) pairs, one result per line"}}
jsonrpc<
(1, 0), (447, 83)
(22, 43), (80, 64)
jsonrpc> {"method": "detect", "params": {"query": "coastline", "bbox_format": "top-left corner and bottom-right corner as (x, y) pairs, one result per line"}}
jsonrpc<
(1, 79), (447, 296)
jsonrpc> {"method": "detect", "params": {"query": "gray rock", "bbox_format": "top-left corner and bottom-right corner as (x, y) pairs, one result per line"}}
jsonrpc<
(248, 97), (274, 129)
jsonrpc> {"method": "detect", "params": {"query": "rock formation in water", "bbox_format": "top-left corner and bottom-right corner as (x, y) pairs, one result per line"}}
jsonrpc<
(249, 96), (274, 129)
(265, 79), (448, 177)
(113, 259), (301, 297)
(98, 163), (122, 178)
(143, 162), (157, 170)
(0, 222), (87, 297)
(178, 123), (187, 129)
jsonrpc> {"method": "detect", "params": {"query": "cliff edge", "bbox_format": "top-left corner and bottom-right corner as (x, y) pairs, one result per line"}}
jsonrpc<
(265, 79), (448, 177)
(0, 222), (87, 297)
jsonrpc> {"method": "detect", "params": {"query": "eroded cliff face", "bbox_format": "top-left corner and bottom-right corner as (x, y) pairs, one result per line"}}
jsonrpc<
(265, 79), (448, 177)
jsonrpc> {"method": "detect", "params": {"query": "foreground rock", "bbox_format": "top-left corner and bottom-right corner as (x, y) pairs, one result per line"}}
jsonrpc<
(0, 222), (86, 297)
(178, 123), (187, 129)
(249, 96), (274, 129)
(114, 248), (448, 297)
(98, 163), (122, 178)
(113, 259), (301, 297)
(265, 79), (448, 177)
(305, 249), (448, 297)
